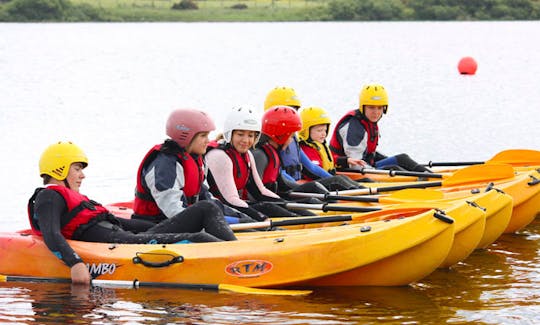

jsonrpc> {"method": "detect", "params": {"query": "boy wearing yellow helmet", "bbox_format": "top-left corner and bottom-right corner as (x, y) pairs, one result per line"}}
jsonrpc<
(29, 141), (237, 284)
(263, 86), (301, 111)
(298, 106), (364, 180)
(329, 84), (430, 172)
(298, 106), (362, 188)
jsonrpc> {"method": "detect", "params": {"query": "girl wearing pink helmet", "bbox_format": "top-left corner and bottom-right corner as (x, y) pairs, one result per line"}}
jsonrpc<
(132, 108), (241, 239)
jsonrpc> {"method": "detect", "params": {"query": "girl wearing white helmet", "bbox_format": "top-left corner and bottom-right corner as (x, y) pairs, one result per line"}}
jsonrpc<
(206, 107), (300, 219)
(29, 141), (237, 285)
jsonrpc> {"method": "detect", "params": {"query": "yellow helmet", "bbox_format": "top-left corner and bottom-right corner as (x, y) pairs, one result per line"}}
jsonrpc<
(39, 141), (88, 180)
(359, 84), (388, 114)
(263, 87), (301, 111)
(298, 106), (331, 141)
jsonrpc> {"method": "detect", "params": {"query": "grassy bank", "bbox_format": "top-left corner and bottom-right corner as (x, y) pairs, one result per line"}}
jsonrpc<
(96, 7), (329, 22)
(77, 0), (329, 21)
(0, 0), (328, 22)
(2, 0), (539, 22)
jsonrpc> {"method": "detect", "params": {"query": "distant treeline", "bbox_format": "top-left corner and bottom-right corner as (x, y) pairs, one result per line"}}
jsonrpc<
(1, 0), (539, 22)
(328, 0), (540, 20)
(0, 0), (103, 21)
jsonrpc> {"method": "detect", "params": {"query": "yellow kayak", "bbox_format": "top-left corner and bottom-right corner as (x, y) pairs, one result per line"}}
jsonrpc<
(339, 149), (540, 183)
(276, 191), (496, 269)
(342, 164), (538, 233)
(0, 209), (454, 288)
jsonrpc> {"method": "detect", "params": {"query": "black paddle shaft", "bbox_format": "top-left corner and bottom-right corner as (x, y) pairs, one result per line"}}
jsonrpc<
(424, 161), (483, 167)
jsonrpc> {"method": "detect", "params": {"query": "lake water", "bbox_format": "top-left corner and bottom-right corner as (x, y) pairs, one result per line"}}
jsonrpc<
(0, 21), (539, 324)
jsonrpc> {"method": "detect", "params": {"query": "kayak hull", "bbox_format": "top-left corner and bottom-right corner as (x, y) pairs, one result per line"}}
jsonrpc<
(0, 210), (454, 287)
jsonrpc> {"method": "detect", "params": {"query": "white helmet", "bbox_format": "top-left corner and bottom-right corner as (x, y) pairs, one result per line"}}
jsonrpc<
(223, 106), (262, 143)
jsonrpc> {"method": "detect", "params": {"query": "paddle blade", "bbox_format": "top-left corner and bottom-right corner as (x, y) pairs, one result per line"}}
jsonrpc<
(487, 149), (540, 166)
(387, 189), (444, 201)
(442, 163), (515, 187)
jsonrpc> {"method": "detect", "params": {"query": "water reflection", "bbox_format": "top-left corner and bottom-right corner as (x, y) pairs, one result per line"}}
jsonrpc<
(415, 219), (540, 324)
(1, 221), (538, 325)
(0, 281), (449, 324)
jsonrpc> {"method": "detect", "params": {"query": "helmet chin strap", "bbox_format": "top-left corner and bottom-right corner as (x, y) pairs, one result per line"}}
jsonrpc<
(63, 179), (71, 189)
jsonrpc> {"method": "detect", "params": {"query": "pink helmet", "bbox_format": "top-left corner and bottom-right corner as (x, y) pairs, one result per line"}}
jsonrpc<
(166, 109), (216, 148)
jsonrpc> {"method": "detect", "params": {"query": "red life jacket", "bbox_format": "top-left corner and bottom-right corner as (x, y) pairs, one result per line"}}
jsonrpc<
(300, 142), (321, 166)
(299, 141), (336, 180)
(27, 185), (110, 239)
(329, 109), (379, 165)
(133, 144), (204, 218)
(258, 143), (281, 190)
(207, 142), (251, 200)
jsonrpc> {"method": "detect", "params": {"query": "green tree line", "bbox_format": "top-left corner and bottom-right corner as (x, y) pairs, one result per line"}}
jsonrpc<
(328, 0), (540, 20)
(1, 0), (539, 21)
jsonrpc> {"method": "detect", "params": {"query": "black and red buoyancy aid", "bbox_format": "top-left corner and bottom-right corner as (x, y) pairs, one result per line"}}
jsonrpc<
(133, 144), (205, 218)
(206, 142), (251, 200)
(259, 143), (281, 190)
(329, 109), (379, 165)
(27, 185), (110, 239)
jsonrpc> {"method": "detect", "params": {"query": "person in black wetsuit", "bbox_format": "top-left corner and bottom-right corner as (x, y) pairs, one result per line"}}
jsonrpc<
(28, 141), (237, 285)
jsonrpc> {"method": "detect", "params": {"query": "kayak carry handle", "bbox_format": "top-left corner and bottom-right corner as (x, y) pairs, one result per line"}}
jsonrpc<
(466, 200), (487, 211)
(433, 210), (454, 224)
(528, 175), (540, 186)
(132, 252), (184, 268)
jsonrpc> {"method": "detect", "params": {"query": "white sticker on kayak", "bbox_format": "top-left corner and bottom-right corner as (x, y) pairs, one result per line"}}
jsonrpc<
(86, 263), (117, 276)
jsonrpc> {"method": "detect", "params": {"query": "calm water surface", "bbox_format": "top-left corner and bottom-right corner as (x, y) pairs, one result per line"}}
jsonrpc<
(0, 21), (539, 323)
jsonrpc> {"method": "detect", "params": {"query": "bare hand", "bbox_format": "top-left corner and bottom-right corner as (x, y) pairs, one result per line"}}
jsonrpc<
(71, 262), (91, 285)
(347, 158), (368, 167)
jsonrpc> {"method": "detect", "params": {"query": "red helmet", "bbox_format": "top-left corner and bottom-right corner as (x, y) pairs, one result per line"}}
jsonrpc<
(166, 109), (216, 148)
(261, 106), (302, 145)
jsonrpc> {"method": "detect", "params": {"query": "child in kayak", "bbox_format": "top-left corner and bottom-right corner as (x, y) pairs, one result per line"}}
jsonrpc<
(205, 106), (300, 218)
(132, 108), (254, 225)
(262, 86), (361, 191)
(28, 141), (237, 284)
(298, 106), (364, 181)
(252, 106), (342, 209)
(329, 83), (431, 172)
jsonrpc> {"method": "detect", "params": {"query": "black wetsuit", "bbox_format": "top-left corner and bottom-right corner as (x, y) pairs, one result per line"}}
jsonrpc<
(32, 189), (237, 267)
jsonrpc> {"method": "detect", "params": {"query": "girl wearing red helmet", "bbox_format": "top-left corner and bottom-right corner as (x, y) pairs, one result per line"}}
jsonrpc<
(252, 106), (332, 206)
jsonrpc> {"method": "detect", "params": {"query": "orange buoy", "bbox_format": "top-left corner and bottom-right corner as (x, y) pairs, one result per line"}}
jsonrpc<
(458, 57), (478, 75)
